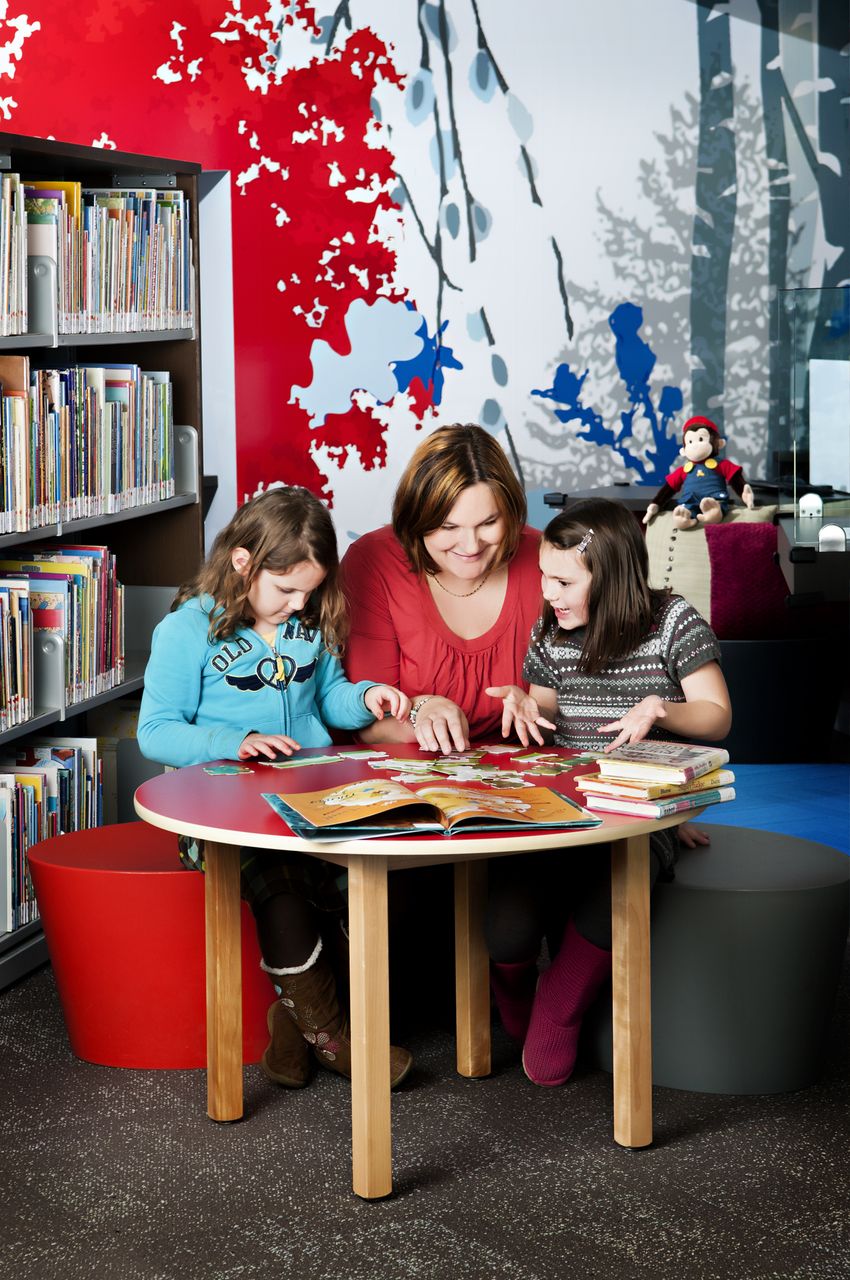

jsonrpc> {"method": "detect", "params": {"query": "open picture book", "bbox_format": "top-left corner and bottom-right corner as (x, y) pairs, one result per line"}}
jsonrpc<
(262, 778), (601, 842)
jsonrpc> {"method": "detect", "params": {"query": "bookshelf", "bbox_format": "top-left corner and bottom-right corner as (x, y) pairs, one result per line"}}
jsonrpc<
(0, 133), (205, 989)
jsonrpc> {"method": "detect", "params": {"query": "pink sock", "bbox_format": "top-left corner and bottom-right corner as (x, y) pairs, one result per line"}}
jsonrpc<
(522, 920), (611, 1087)
(490, 959), (537, 1043)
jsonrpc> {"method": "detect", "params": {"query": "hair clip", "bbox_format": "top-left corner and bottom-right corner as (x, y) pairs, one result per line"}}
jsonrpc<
(576, 528), (594, 555)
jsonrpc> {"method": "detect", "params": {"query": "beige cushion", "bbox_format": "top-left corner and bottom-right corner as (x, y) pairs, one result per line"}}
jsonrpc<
(645, 505), (778, 623)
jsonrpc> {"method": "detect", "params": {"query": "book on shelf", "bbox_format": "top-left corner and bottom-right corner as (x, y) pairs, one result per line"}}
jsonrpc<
(0, 783), (12, 933)
(595, 741), (730, 785)
(0, 767), (40, 929)
(0, 547), (124, 704)
(23, 180), (79, 333)
(0, 736), (106, 933)
(581, 785), (736, 819)
(0, 354), (30, 533)
(576, 767), (735, 802)
(0, 577), (32, 731)
(0, 171), (27, 336)
(263, 779), (601, 842)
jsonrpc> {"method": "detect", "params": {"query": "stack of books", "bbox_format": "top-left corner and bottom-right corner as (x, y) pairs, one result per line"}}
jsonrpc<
(575, 741), (735, 818)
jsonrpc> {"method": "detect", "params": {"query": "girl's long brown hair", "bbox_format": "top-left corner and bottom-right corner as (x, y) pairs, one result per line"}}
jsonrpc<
(172, 487), (348, 651)
(391, 424), (526, 576)
(541, 498), (668, 674)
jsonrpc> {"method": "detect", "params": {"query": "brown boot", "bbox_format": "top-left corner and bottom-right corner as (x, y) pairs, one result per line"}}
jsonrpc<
(261, 998), (311, 1088)
(277, 953), (413, 1089)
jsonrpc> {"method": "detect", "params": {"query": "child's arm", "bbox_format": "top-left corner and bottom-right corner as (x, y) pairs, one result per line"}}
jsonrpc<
(138, 611), (263, 767)
(313, 648), (410, 732)
(598, 660), (732, 751)
(485, 683), (558, 747)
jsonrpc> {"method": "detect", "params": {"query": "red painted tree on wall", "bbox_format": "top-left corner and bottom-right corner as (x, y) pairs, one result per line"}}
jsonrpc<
(1, 1), (411, 502)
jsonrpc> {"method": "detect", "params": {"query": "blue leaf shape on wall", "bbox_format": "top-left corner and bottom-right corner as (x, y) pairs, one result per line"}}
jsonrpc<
(471, 200), (492, 241)
(424, 3), (456, 49)
(393, 304), (463, 406)
(406, 69), (435, 124)
(481, 398), (502, 426)
(470, 50), (497, 102)
(491, 354), (508, 385)
(443, 201), (461, 239)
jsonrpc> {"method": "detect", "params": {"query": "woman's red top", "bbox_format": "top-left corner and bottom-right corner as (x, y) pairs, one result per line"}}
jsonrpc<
(340, 524), (542, 741)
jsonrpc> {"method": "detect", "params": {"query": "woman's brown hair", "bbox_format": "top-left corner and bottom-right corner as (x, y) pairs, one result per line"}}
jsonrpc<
(172, 487), (348, 651)
(391, 424), (527, 576)
(541, 498), (667, 674)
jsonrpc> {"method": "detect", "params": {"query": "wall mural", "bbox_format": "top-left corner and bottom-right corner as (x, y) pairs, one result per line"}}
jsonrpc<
(1, 0), (847, 540)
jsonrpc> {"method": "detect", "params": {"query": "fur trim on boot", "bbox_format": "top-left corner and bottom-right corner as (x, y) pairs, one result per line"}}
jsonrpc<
(276, 952), (413, 1089)
(522, 919), (611, 1087)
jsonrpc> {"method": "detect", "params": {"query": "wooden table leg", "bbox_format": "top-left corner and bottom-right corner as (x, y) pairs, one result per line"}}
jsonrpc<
(347, 854), (392, 1199)
(203, 840), (243, 1122)
(610, 834), (652, 1148)
(454, 860), (491, 1078)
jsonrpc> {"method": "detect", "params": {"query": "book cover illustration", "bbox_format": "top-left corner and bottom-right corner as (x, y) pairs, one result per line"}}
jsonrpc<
(263, 778), (600, 842)
(596, 741), (730, 784)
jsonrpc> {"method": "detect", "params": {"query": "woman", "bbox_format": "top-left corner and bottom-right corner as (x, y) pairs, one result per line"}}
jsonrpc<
(341, 423), (543, 1029)
(341, 424), (542, 748)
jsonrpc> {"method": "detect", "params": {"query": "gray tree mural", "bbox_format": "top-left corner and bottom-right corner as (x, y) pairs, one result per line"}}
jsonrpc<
(691, 1), (738, 432)
(526, 82), (774, 488)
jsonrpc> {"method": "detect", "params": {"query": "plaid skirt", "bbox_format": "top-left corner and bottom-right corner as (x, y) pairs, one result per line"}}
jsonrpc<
(177, 836), (347, 913)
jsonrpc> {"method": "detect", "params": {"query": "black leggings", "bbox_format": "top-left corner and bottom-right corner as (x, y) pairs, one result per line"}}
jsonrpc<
(485, 845), (663, 959)
(252, 893), (323, 970)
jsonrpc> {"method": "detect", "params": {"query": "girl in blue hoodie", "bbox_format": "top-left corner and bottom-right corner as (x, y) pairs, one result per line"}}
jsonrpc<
(139, 486), (413, 1090)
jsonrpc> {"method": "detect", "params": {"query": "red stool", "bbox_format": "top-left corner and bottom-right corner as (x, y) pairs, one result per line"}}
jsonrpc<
(28, 822), (276, 1068)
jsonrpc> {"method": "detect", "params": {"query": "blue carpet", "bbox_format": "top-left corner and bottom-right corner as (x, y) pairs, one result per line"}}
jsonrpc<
(699, 763), (850, 854)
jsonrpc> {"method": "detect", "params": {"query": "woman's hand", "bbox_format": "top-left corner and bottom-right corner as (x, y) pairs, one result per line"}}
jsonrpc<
(599, 696), (667, 751)
(365, 684), (411, 723)
(676, 822), (711, 850)
(411, 695), (470, 753)
(238, 732), (302, 760)
(485, 685), (556, 747)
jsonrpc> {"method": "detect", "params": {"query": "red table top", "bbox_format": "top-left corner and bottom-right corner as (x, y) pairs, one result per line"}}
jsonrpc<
(134, 744), (686, 863)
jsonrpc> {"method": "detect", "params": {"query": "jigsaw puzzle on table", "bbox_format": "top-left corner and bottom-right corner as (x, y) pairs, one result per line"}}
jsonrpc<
(260, 746), (604, 841)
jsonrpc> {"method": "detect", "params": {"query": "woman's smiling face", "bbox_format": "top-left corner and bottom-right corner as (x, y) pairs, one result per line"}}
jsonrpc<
(422, 482), (506, 582)
(539, 541), (592, 630)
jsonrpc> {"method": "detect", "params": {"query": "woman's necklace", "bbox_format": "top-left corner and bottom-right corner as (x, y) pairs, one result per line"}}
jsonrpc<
(431, 569), (492, 599)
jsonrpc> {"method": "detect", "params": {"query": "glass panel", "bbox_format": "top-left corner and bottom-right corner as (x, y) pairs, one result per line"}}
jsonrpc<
(778, 286), (850, 516)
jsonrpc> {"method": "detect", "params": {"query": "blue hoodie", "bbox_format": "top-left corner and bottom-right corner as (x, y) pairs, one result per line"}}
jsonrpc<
(138, 594), (377, 768)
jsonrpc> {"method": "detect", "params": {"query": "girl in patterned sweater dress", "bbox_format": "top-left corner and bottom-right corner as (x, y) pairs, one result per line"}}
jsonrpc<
(485, 498), (732, 1087)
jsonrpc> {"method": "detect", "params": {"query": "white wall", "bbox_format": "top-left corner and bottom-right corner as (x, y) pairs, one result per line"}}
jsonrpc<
(198, 170), (237, 551)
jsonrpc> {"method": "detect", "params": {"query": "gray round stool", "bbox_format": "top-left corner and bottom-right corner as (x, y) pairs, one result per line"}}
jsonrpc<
(583, 826), (849, 1094)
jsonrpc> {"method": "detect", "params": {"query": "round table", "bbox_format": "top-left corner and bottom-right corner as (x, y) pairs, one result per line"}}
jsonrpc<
(135, 744), (697, 1199)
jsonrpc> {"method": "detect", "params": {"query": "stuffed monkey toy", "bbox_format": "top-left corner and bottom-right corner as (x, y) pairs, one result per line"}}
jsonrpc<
(642, 415), (755, 530)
